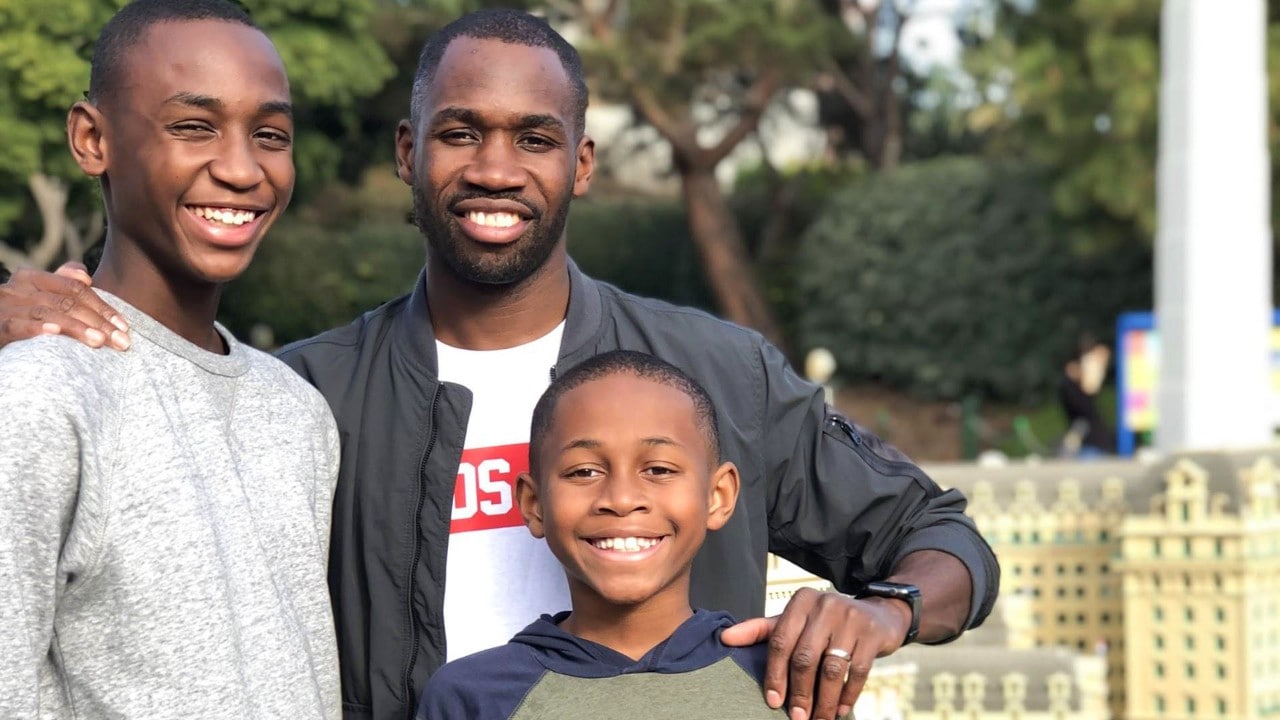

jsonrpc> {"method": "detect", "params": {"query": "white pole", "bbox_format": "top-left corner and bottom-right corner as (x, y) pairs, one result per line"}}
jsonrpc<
(1155, 0), (1273, 452)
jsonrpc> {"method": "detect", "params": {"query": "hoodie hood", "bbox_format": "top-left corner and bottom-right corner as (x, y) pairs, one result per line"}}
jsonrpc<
(510, 609), (738, 679)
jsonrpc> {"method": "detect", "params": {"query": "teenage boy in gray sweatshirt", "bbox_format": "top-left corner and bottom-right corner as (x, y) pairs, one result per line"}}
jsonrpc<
(0, 1), (341, 718)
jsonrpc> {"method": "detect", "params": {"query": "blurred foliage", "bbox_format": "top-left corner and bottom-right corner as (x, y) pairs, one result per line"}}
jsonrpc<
(219, 217), (424, 345)
(962, 0), (1161, 249)
(0, 0), (394, 264)
(796, 156), (1151, 404)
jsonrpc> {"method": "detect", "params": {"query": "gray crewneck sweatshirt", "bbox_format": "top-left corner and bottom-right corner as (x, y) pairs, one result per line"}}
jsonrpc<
(0, 292), (341, 719)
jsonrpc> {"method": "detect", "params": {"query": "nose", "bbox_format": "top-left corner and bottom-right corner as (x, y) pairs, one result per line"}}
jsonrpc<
(209, 133), (266, 190)
(460, 137), (527, 192)
(594, 474), (650, 517)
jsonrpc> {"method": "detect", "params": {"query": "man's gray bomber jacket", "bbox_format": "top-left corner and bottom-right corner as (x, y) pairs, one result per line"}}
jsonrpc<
(277, 260), (1000, 720)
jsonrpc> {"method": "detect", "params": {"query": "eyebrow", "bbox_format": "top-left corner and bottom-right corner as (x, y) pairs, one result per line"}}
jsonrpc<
(430, 106), (565, 134)
(559, 436), (682, 453)
(162, 92), (293, 118)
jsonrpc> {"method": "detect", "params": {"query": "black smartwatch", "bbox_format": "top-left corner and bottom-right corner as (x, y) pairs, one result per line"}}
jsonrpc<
(856, 581), (922, 645)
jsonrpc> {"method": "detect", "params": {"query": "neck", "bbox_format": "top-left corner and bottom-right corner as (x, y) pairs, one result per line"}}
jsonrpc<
(93, 237), (226, 354)
(561, 581), (695, 661)
(426, 246), (570, 350)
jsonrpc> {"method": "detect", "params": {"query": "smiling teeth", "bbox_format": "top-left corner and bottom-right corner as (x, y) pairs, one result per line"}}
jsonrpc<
(467, 211), (521, 228)
(591, 537), (660, 552)
(193, 207), (258, 226)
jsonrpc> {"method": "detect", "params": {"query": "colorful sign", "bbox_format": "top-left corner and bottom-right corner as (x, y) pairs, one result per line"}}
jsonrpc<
(1115, 311), (1280, 455)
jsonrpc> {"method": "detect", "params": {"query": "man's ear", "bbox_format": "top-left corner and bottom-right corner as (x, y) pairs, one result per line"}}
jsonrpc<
(572, 135), (594, 198)
(706, 461), (740, 532)
(394, 119), (417, 187)
(516, 472), (546, 539)
(67, 101), (108, 177)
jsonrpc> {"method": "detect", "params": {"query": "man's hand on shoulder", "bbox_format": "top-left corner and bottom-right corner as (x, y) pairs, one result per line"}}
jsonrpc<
(721, 587), (910, 720)
(0, 263), (130, 350)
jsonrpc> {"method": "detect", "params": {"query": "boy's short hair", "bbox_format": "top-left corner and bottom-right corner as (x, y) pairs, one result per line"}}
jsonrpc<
(89, 0), (256, 103)
(409, 8), (589, 135)
(529, 350), (721, 474)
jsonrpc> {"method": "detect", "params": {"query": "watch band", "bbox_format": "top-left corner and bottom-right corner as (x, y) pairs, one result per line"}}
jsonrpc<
(856, 581), (922, 645)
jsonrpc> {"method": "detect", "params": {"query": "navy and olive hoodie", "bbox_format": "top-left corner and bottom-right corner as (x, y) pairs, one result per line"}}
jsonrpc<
(416, 609), (784, 719)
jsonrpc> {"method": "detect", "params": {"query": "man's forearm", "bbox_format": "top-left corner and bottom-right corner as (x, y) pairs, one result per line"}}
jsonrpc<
(884, 549), (972, 644)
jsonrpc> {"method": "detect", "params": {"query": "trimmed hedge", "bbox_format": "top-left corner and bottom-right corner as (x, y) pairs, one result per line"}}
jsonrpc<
(796, 156), (1151, 403)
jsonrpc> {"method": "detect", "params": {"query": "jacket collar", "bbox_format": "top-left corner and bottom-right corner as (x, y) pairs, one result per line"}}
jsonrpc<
(389, 257), (604, 382)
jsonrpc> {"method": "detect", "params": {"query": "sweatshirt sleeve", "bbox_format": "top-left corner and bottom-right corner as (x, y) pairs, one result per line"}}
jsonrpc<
(0, 341), (92, 716)
(757, 339), (999, 635)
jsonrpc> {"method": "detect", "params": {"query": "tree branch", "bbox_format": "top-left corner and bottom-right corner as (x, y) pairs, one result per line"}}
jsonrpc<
(14, 173), (71, 270)
(821, 56), (875, 119)
(704, 69), (782, 167)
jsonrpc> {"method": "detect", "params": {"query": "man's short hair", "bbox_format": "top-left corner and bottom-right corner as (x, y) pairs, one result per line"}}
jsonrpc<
(529, 350), (721, 475)
(89, 0), (257, 103)
(409, 9), (589, 136)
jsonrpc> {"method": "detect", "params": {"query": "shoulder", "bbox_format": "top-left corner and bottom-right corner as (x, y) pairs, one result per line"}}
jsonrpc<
(419, 644), (546, 720)
(0, 335), (128, 410)
(240, 345), (337, 423)
(275, 292), (412, 372)
(595, 280), (768, 352)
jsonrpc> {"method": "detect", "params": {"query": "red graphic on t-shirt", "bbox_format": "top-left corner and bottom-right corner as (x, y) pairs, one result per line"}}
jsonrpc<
(450, 443), (529, 533)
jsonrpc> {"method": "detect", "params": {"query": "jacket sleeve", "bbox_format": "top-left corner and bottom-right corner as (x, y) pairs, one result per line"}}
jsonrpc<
(757, 340), (999, 634)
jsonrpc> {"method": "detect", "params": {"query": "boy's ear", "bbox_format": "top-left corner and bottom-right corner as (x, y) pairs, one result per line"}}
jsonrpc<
(515, 472), (546, 539)
(67, 101), (108, 177)
(705, 461), (740, 532)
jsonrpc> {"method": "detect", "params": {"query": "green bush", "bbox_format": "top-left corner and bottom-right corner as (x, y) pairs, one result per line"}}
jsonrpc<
(219, 218), (424, 346)
(567, 196), (713, 310)
(796, 156), (1151, 403)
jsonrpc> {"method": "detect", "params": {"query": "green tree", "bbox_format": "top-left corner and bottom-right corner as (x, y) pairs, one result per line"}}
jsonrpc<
(0, 0), (394, 272)
(552, 0), (828, 347)
(962, 0), (1161, 248)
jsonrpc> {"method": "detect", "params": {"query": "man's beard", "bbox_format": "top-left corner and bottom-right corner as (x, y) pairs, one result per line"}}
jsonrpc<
(412, 184), (570, 287)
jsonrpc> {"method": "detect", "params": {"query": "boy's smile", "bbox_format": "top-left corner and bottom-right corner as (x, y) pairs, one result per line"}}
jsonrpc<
(519, 372), (738, 626)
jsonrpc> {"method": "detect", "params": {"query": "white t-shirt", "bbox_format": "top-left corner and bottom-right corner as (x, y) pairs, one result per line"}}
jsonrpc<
(436, 323), (571, 661)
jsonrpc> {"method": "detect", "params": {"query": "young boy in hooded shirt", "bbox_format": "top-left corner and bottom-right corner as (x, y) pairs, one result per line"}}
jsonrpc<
(0, 1), (340, 717)
(416, 350), (784, 719)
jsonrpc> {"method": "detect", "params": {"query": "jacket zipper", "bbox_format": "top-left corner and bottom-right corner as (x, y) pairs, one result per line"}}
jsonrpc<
(402, 384), (442, 720)
(829, 415), (932, 482)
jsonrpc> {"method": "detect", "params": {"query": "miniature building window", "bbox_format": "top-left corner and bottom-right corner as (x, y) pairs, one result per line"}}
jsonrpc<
(1215, 607), (1226, 623)
(1056, 564), (1066, 575)
(1186, 608), (1195, 622)
(1101, 612), (1112, 624)
(1032, 565), (1043, 576)
(1076, 587), (1086, 598)
(1188, 697), (1196, 715)
(1184, 538), (1192, 555)
(1155, 695), (1165, 713)
(1216, 636), (1226, 651)
(1155, 606), (1164, 622)
(1075, 563), (1085, 574)
(1155, 662), (1164, 678)
(1056, 587), (1066, 598)
(1215, 539), (1223, 557)
(1057, 613), (1067, 624)
(1030, 531), (1040, 543)
(1216, 664), (1226, 679)
(1217, 697), (1227, 715)
(1099, 562), (1109, 574)
(1186, 635), (1195, 651)
(1154, 575), (1162, 589)
(1154, 539), (1162, 556)
(1186, 663), (1195, 678)
(1012, 565), (1022, 576)
(1156, 635), (1165, 649)
(1012, 531), (1022, 544)
(1100, 530), (1110, 542)
(1076, 613), (1085, 624)
(1032, 588), (1041, 598)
